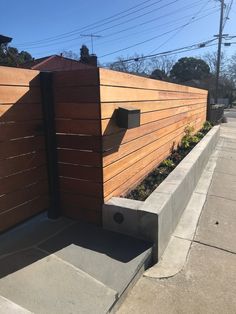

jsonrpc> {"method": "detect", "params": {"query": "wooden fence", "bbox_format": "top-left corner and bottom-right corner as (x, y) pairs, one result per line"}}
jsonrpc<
(0, 66), (49, 232)
(0, 66), (207, 230)
(100, 69), (207, 201)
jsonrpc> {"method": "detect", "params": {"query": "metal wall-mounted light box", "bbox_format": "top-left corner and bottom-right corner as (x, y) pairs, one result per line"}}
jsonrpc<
(116, 107), (140, 129)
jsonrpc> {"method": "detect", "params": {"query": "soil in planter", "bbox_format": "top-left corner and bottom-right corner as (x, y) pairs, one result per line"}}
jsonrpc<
(124, 121), (212, 201)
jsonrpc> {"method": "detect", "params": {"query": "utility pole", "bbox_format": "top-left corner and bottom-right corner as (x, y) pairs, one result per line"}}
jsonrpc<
(80, 34), (101, 54)
(215, 0), (225, 104)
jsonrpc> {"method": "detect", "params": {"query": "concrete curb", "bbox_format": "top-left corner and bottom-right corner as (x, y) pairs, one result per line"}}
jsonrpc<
(144, 150), (219, 278)
(103, 126), (220, 262)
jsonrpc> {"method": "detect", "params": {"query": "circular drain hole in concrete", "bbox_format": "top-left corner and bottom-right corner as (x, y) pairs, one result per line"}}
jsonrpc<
(113, 212), (124, 224)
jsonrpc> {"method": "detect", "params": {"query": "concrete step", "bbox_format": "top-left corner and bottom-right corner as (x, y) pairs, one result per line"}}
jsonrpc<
(38, 222), (152, 296)
(0, 214), (153, 314)
(0, 249), (117, 314)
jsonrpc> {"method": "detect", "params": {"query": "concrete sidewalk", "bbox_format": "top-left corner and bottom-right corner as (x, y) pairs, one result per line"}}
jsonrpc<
(117, 111), (236, 314)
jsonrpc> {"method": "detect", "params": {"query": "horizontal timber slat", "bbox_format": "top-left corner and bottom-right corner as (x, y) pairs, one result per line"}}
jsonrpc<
(55, 103), (100, 119)
(0, 103), (42, 121)
(59, 163), (101, 182)
(0, 165), (48, 195)
(57, 149), (101, 167)
(61, 192), (102, 211)
(0, 66), (40, 86)
(56, 119), (101, 136)
(0, 86), (41, 104)
(99, 68), (208, 95)
(54, 86), (100, 103)
(101, 98), (207, 119)
(57, 134), (101, 151)
(100, 86), (206, 103)
(0, 196), (48, 233)
(0, 152), (46, 178)
(0, 181), (48, 213)
(60, 177), (103, 198)
(0, 136), (45, 160)
(0, 120), (44, 141)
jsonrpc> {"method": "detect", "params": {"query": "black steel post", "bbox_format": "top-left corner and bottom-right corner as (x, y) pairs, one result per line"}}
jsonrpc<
(40, 72), (61, 219)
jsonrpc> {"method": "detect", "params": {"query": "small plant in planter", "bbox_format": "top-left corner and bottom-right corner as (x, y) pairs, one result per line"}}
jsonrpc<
(161, 159), (176, 169)
(202, 121), (212, 132)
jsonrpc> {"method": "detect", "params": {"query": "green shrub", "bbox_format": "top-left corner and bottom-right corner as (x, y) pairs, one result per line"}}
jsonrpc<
(203, 121), (212, 132)
(161, 159), (175, 169)
(195, 131), (204, 139)
(181, 125), (195, 149)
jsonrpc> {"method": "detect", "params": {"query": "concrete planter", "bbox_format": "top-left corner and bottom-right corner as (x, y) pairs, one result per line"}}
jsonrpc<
(103, 126), (220, 262)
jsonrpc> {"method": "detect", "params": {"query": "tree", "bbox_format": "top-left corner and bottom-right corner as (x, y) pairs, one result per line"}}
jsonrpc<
(61, 50), (80, 60)
(80, 45), (90, 64)
(200, 52), (235, 102)
(148, 55), (176, 77)
(109, 54), (148, 75)
(228, 52), (236, 84)
(150, 69), (168, 81)
(170, 57), (210, 82)
(0, 44), (33, 67)
(202, 51), (227, 76)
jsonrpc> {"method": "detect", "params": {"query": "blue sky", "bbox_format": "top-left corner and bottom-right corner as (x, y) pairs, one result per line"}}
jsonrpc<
(1, 0), (236, 64)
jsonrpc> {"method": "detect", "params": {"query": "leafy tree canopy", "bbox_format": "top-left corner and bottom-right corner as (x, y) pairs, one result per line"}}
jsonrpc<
(0, 44), (33, 67)
(150, 68), (168, 81)
(170, 57), (210, 82)
(80, 45), (90, 63)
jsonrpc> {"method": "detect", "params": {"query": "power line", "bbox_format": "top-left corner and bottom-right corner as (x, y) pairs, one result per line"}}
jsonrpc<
(95, 1), (214, 42)
(106, 38), (236, 66)
(16, 0), (180, 50)
(16, 0), (204, 52)
(106, 38), (218, 64)
(222, 0), (233, 29)
(99, 9), (220, 58)
(95, 6), (218, 48)
(149, 0), (213, 54)
(88, 0), (181, 36)
(14, 0), (216, 54)
(14, 0), (165, 47)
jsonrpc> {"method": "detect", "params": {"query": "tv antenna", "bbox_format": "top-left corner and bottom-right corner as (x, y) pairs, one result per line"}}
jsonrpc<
(80, 34), (102, 54)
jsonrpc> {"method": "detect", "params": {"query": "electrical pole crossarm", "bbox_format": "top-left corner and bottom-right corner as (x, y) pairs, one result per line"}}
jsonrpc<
(80, 34), (102, 54)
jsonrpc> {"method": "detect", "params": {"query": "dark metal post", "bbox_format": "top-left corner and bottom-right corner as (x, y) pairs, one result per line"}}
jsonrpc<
(40, 72), (61, 219)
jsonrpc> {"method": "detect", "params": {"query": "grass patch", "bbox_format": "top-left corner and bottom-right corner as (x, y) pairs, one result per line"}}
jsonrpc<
(125, 121), (212, 201)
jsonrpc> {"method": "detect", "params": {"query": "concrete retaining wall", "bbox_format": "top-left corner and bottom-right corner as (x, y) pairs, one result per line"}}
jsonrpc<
(103, 126), (220, 262)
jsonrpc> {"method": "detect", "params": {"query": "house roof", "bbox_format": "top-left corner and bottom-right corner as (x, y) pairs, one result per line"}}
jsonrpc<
(21, 54), (94, 71)
(0, 35), (12, 44)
